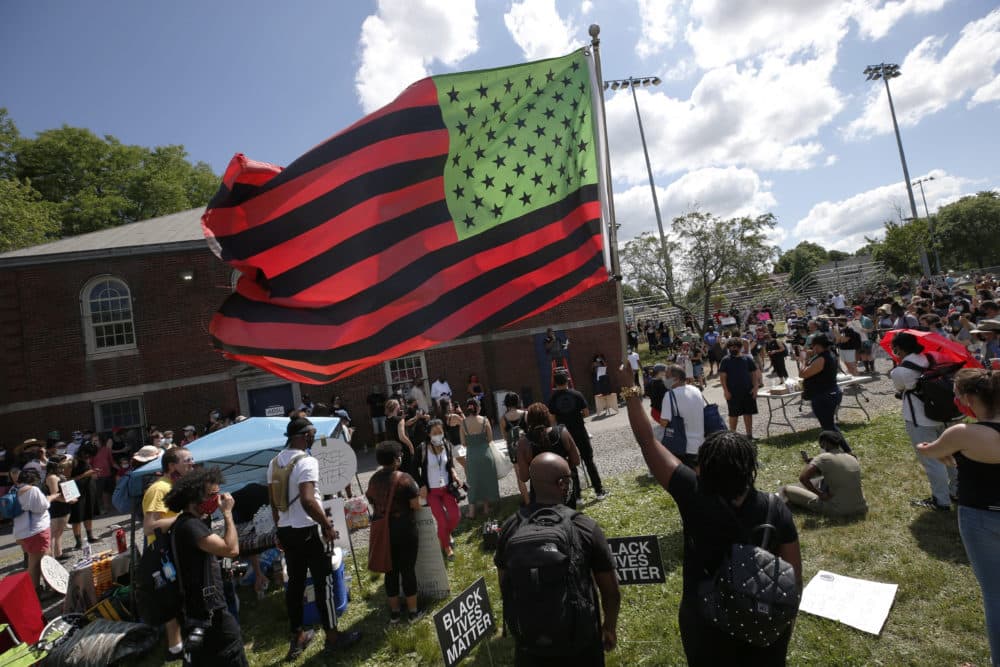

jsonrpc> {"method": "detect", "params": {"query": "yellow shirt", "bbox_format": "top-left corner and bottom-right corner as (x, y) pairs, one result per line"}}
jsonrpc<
(141, 477), (177, 519)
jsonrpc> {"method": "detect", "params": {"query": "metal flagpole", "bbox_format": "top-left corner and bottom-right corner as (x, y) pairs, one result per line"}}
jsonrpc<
(588, 24), (631, 368)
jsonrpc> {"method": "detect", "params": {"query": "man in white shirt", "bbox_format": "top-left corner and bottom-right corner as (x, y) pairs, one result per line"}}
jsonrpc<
(889, 333), (957, 510)
(268, 418), (361, 660)
(430, 376), (452, 407)
(627, 349), (641, 387)
(659, 365), (706, 465)
(832, 291), (847, 314)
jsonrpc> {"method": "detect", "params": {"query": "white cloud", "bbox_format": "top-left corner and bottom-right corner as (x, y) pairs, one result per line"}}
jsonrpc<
(970, 73), (1000, 107)
(845, 9), (1000, 139)
(825, 155), (839, 166)
(635, 0), (681, 59)
(504, 0), (578, 60)
(605, 51), (843, 182)
(613, 166), (777, 241)
(792, 169), (967, 250)
(685, 0), (949, 70)
(355, 0), (478, 113)
(580, 0), (593, 15)
(852, 0), (949, 40)
(661, 58), (697, 81)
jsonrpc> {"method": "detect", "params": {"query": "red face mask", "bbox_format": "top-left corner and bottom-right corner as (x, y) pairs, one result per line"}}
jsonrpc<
(198, 494), (220, 516)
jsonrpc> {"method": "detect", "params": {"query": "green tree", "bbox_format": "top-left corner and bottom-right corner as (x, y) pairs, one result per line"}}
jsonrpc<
(774, 241), (828, 287)
(10, 121), (218, 240)
(0, 178), (60, 252)
(934, 191), (1000, 269)
(867, 217), (929, 276)
(620, 211), (777, 332)
(827, 249), (851, 262)
(0, 108), (19, 180)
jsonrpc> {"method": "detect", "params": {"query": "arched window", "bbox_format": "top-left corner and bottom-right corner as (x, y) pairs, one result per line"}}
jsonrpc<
(82, 276), (136, 355)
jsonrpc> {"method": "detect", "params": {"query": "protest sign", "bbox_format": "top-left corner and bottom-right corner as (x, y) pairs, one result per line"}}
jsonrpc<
(799, 570), (897, 635)
(433, 577), (495, 667)
(312, 436), (357, 496)
(414, 507), (450, 599)
(59, 480), (80, 503)
(321, 497), (352, 554)
(607, 535), (665, 585)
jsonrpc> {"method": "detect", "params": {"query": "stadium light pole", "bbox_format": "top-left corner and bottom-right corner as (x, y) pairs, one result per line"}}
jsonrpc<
(912, 175), (941, 273)
(603, 75), (670, 288)
(863, 63), (931, 277)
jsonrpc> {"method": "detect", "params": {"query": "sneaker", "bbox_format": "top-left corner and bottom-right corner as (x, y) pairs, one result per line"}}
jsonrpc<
(408, 609), (426, 624)
(911, 497), (950, 511)
(389, 610), (402, 624)
(285, 629), (316, 662)
(595, 491), (609, 501)
(324, 630), (362, 654)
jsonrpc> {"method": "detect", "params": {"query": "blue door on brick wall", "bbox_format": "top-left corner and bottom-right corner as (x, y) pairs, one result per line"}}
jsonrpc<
(247, 384), (294, 417)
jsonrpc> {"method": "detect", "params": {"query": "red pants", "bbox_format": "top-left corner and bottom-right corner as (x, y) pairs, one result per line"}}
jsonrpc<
(426, 487), (460, 551)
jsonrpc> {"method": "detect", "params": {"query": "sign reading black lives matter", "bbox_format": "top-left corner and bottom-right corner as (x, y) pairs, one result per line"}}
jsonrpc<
(433, 577), (495, 667)
(607, 535), (666, 585)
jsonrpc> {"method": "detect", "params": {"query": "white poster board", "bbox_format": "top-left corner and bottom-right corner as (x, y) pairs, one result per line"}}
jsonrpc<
(799, 570), (898, 635)
(413, 507), (450, 599)
(312, 436), (358, 496)
(321, 497), (352, 554)
(40, 555), (69, 595)
(59, 480), (80, 503)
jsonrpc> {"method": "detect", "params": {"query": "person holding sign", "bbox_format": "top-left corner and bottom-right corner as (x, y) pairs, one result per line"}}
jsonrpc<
(44, 456), (75, 560)
(494, 452), (620, 666)
(620, 367), (802, 666)
(269, 417), (362, 661)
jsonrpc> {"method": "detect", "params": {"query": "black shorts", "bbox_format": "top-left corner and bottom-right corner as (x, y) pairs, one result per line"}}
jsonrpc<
(726, 393), (759, 417)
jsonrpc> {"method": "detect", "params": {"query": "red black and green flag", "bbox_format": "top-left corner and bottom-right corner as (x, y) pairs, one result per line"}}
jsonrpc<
(203, 49), (609, 384)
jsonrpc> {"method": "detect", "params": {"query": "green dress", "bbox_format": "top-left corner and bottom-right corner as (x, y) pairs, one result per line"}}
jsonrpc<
(463, 417), (500, 504)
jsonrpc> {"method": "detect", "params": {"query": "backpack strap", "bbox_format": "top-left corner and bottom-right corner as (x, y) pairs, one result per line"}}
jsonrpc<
(380, 471), (401, 518)
(667, 390), (679, 420)
(170, 514), (212, 623)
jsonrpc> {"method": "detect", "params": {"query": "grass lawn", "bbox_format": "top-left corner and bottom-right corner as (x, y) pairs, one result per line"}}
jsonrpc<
(138, 414), (989, 666)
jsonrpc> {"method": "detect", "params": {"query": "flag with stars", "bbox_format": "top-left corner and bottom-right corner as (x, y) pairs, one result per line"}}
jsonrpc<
(202, 49), (608, 384)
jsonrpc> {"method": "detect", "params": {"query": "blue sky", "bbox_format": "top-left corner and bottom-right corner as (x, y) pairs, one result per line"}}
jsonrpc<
(2, 0), (998, 252)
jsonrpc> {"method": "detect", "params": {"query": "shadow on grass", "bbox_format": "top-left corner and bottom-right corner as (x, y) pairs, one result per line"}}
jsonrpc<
(798, 510), (869, 530)
(762, 421), (871, 450)
(908, 510), (968, 564)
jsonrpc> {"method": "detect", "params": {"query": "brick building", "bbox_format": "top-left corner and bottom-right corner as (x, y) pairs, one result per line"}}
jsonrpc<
(0, 208), (621, 447)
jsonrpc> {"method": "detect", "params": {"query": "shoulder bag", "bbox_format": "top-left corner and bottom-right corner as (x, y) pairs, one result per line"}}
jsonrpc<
(368, 472), (400, 574)
(660, 390), (688, 456)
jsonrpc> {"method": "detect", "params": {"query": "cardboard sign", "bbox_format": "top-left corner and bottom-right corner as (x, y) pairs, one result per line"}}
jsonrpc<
(321, 497), (352, 554)
(799, 570), (898, 635)
(414, 507), (450, 599)
(311, 436), (357, 496)
(607, 535), (665, 585)
(433, 577), (495, 667)
(59, 480), (80, 503)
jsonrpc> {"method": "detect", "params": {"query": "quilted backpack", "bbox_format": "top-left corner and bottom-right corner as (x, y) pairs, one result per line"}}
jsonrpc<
(696, 494), (801, 647)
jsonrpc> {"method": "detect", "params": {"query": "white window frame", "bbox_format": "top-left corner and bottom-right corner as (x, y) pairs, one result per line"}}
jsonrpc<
(93, 396), (145, 433)
(384, 353), (430, 400)
(81, 275), (137, 357)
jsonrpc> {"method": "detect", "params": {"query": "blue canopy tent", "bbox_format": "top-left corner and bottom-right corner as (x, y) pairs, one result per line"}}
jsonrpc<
(132, 416), (346, 492)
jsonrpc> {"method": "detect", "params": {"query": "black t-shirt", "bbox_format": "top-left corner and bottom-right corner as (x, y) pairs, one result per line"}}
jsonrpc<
(493, 503), (615, 574)
(547, 388), (588, 443)
(172, 513), (227, 621)
(667, 466), (797, 603)
(803, 350), (839, 395)
(366, 469), (419, 520)
(367, 393), (386, 417)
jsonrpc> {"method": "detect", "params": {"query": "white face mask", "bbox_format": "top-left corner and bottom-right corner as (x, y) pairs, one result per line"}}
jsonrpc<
(431, 434), (445, 446)
(162, 437), (172, 445)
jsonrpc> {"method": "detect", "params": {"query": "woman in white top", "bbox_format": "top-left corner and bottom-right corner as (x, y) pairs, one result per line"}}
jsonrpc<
(417, 420), (460, 560)
(13, 468), (59, 591)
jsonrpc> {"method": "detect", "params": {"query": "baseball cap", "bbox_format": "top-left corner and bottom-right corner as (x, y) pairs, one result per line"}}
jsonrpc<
(183, 425), (196, 433)
(285, 417), (315, 437)
(652, 363), (668, 374)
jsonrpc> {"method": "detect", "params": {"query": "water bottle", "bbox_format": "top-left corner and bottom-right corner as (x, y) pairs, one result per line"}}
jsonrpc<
(161, 554), (177, 582)
(82, 541), (92, 559)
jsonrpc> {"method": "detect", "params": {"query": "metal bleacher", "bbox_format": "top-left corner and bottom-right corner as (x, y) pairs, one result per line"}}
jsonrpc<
(623, 256), (887, 329)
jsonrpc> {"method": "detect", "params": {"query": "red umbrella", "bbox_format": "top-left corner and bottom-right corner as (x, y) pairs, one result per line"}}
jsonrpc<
(879, 329), (980, 368)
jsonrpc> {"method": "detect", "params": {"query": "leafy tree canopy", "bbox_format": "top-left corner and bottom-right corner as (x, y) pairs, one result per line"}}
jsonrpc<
(934, 191), (1000, 269)
(0, 108), (219, 250)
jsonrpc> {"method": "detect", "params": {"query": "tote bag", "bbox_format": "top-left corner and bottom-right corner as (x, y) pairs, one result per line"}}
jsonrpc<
(703, 397), (727, 436)
(367, 472), (399, 574)
(661, 391), (688, 456)
(491, 441), (514, 479)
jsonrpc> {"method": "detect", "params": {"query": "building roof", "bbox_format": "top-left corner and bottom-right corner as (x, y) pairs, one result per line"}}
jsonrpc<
(0, 208), (210, 267)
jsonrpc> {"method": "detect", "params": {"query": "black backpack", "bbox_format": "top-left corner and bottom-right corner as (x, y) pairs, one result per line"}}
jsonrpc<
(696, 494), (800, 648)
(501, 505), (599, 655)
(900, 354), (964, 423)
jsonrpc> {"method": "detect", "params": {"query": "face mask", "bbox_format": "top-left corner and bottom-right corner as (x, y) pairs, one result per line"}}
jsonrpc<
(162, 437), (172, 445)
(198, 494), (220, 516)
(431, 434), (445, 446)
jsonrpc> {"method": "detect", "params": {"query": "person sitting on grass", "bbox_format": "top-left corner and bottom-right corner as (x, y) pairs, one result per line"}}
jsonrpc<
(780, 431), (867, 517)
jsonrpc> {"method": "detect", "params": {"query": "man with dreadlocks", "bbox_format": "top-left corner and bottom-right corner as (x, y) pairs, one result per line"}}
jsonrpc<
(619, 368), (802, 666)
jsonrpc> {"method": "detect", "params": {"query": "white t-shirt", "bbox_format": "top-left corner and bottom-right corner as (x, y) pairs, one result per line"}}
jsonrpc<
(890, 353), (939, 427)
(267, 449), (322, 529)
(425, 446), (449, 489)
(430, 380), (452, 401)
(13, 485), (50, 540)
(833, 294), (846, 310)
(627, 352), (640, 370)
(660, 385), (706, 455)
(408, 385), (430, 413)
